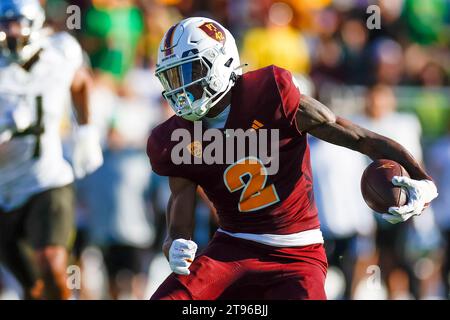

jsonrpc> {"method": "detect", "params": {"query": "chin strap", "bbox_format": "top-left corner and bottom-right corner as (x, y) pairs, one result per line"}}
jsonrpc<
(206, 77), (235, 111)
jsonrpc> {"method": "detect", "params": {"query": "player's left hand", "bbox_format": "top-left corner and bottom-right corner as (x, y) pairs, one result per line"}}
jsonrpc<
(72, 124), (103, 179)
(382, 177), (438, 224)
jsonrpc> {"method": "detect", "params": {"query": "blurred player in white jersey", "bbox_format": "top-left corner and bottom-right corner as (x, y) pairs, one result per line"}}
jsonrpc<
(0, 0), (102, 299)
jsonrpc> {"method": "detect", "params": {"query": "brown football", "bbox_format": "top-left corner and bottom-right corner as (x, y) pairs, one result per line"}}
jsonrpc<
(360, 159), (409, 213)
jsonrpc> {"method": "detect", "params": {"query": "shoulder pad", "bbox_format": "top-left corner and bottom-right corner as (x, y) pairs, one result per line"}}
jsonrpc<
(48, 32), (83, 70)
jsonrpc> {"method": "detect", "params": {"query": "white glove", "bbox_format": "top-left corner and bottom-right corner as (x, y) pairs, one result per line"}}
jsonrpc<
(169, 239), (197, 275)
(382, 176), (438, 224)
(72, 124), (103, 179)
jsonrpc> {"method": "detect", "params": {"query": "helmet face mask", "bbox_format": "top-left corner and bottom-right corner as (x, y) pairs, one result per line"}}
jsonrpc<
(156, 51), (221, 121)
(156, 18), (241, 121)
(0, 0), (45, 63)
(0, 16), (33, 57)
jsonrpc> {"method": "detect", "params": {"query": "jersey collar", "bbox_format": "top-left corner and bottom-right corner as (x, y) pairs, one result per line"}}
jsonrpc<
(203, 104), (231, 129)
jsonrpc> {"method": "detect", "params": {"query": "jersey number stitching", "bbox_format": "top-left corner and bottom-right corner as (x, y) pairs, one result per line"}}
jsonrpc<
(223, 157), (280, 212)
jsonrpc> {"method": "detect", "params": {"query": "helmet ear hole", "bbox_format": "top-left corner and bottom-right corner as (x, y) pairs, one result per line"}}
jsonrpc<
(209, 77), (222, 92)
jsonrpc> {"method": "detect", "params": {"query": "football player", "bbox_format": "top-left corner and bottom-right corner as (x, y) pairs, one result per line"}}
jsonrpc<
(147, 17), (438, 299)
(0, 0), (102, 299)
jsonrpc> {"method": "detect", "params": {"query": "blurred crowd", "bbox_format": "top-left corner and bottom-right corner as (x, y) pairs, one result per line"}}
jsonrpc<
(1, 0), (449, 300)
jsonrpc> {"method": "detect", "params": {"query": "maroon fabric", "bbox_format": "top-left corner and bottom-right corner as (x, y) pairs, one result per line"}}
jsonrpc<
(147, 65), (320, 234)
(150, 232), (328, 300)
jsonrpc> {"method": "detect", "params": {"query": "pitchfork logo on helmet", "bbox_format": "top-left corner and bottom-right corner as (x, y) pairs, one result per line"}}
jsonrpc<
(156, 17), (242, 121)
(198, 22), (226, 44)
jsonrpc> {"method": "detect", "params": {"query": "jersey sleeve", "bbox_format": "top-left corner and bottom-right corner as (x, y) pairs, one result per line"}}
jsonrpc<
(273, 66), (302, 135)
(146, 124), (182, 177)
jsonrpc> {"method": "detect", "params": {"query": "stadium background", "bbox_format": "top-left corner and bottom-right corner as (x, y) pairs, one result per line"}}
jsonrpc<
(0, 0), (449, 300)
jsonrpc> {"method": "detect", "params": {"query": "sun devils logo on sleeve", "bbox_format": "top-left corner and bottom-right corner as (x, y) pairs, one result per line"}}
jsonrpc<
(198, 22), (226, 44)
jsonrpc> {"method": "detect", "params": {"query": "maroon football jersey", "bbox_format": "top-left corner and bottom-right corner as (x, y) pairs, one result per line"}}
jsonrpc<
(147, 65), (320, 235)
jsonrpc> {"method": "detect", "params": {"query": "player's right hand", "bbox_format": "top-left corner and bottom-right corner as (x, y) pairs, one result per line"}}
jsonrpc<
(72, 124), (103, 179)
(169, 239), (197, 275)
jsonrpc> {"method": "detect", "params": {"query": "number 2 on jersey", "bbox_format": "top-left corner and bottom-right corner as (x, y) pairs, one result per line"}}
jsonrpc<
(223, 157), (280, 212)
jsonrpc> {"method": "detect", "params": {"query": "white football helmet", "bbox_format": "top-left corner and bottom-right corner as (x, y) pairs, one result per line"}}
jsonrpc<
(156, 17), (242, 121)
(0, 0), (45, 63)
